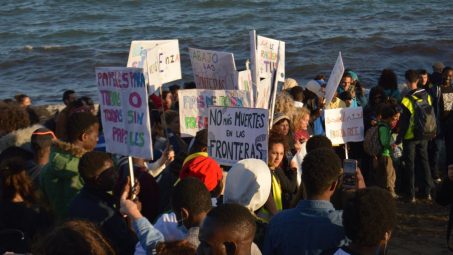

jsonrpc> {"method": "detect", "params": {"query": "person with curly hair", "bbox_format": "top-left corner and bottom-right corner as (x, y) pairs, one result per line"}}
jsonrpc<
(32, 220), (115, 255)
(0, 157), (53, 253)
(324, 187), (396, 255)
(377, 69), (401, 102)
(274, 92), (296, 121)
(0, 102), (43, 153)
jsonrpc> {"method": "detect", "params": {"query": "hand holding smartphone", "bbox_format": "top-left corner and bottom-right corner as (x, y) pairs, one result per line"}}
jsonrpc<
(343, 159), (357, 189)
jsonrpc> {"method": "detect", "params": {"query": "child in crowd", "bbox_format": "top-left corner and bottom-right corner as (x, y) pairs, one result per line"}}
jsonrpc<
(372, 103), (399, 198)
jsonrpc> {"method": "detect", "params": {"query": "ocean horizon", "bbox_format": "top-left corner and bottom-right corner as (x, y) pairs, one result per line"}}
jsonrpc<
(1, 0), (452, 104)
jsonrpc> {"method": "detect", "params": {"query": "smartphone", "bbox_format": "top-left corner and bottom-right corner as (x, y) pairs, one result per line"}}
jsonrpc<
(343, 159), (357, 188)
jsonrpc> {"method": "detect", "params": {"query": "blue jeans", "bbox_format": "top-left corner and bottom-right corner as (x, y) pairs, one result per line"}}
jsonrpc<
(403, 139), (434, 197)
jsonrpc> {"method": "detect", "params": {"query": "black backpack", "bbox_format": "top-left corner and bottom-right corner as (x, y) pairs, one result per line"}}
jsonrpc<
(408, 91), (437, 140)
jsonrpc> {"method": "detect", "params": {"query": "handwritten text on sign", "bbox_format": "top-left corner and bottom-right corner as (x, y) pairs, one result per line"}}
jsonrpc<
(146, 40), (181, 93)
(189, 48), (236, 90)
(257, 35), (285, 82)
(178, 89), (251, 137)
(208, 107), (268, 166)
(96, 67), (153, 159)
(325, 107), (364, 145)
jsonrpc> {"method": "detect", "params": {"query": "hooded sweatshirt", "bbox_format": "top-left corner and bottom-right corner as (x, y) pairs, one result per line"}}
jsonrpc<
(39, 140), (86, 220)
(0, 123), (43, 153)
(223, 159), (272, 250)
(179, 152), (223, 192)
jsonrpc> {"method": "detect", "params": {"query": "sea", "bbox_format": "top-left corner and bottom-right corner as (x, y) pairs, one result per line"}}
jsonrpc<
(1, 0), (452, 104)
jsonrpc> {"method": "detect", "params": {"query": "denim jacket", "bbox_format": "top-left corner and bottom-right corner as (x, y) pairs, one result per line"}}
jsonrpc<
(263, 200), (346, 255)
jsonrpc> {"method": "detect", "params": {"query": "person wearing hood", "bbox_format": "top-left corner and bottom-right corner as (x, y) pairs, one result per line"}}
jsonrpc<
(223, 158), (272, 250)
(180, 129), (224, 198)
(26, 128), (57, 184)
(0, 102), (44, 153)
(69, 151), (137, 255)
(40, 111), (99, 219)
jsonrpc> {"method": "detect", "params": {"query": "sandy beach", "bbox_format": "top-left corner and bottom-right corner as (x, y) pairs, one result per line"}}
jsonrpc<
(390, 199), (449, 254)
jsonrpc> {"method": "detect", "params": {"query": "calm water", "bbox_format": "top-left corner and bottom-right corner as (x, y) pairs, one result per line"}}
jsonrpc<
(1, 0), (452, 104)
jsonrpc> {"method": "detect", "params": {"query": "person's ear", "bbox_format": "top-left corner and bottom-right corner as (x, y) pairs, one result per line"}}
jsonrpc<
(384, 231), (391, 242)
(224, 242), (237, 255)
(329, 180), (338, 192)
(201, 146), (208, 152)
(81, 131), (89, 142)
(180, 207), (189, 222)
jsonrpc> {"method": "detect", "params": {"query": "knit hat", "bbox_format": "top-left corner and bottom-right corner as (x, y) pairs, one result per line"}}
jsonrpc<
(305, 80), (324, 98)
(223, 159), (271, 212)
(272, 112), (291, 126)
(180, 153), (223, 192)
(283, 78), (298, 91)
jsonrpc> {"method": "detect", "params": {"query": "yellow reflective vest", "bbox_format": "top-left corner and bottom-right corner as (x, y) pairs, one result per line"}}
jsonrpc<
(401, 90), (433, 140)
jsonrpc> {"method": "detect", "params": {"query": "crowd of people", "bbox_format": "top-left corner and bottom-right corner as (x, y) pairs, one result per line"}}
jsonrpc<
(0, 62), (452, 255)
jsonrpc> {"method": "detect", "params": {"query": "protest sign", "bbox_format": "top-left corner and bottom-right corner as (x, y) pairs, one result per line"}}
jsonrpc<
(127, 40), (181, 94)
(146, 41), (182, 93)
(189, 47), (237, 90)
(208, 107), (268, 166)
(256, 35), (285, 82)
(178, 89), (251, 137)
(235, 69), (253, 105)
(443, 93), (453, 111)
(255, 77), (272, 109)
(127, 40), (172, 68)
(324, 52), (345, 106)
(96, 67), (153, 159)
(325, 107), (364, 145)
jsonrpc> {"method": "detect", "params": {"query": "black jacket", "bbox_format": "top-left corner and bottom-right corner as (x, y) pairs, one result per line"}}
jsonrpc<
(69, 187), (137, 255)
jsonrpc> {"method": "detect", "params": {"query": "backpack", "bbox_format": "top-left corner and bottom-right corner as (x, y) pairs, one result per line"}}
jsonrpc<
(408, 92), (437, 140)
(363, 125), (382, 157)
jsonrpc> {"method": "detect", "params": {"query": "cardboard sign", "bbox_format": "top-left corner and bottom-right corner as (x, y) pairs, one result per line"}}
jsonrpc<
(127, 40), (173, 68)
(255, 77), (273, 109)
(208, 107), (268, 166)
(127, 40), (181, 94)
(324, 52), (345, 106)
(443, 93), (453, 111)
(325, 107), (364, 145)
(146, 41), (182, 93)
(189, 47), (237, 90)
(96, 67), (153, 159)
(235, 69), (253, 105)
(178, 89), (251, 137)
(256, 35), (285, 82)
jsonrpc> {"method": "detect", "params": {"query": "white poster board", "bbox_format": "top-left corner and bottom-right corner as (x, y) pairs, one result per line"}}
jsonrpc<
(127, 40), (173, 68)
(146, 41), (182, 93)
(325, 107), (364, 145)
(96, 67), (153, 159)
(127, 40), (181, 94)
(189, 47), (237, 90)
(443, 93), (453, 111)
(324, 52), (345, 106)
(208, 107), (268, 166)
(178, 89), (251, 137)
(235, 69), (253, 105)
(255, 77), (273, 109)
(256, 35), (285, 82)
